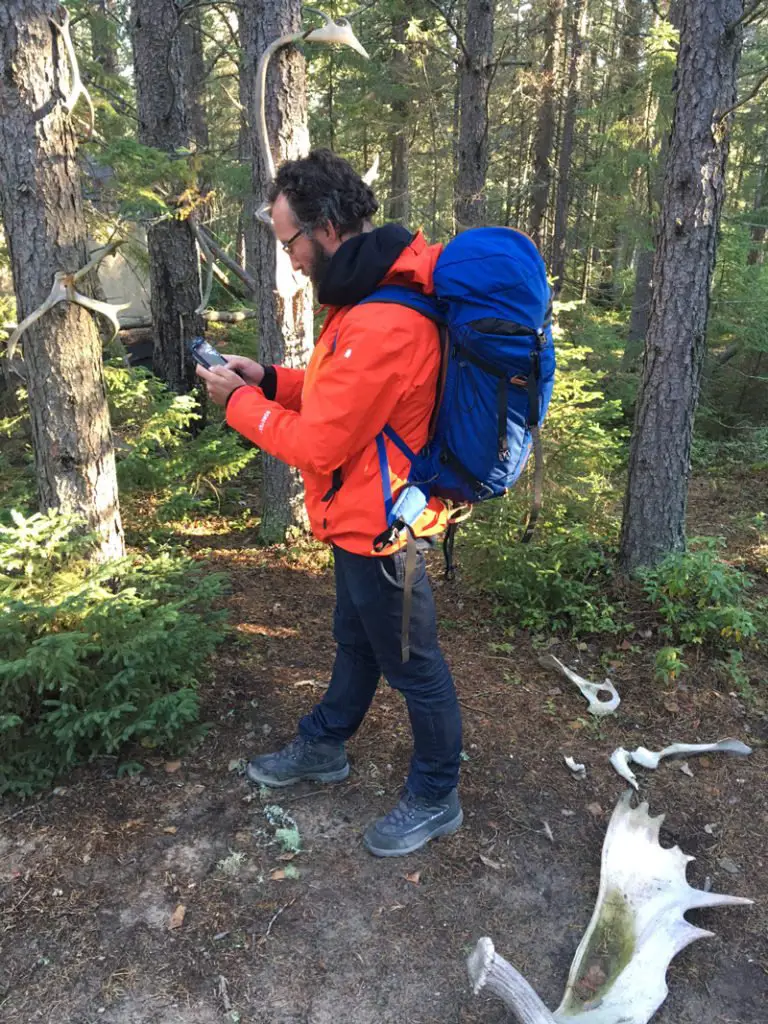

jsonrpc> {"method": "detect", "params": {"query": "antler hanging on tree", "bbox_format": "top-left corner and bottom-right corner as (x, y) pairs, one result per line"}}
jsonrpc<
(4, 242), (129, 361)
(49, 6), (96, 139)
(255, 6), (370, 222)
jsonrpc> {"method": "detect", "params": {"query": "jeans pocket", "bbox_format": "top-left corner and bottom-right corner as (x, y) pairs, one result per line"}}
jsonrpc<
(377, 548), (426, 590)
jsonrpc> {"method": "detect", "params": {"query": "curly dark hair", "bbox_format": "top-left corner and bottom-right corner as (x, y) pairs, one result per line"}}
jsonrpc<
(267, 149), (378, 236)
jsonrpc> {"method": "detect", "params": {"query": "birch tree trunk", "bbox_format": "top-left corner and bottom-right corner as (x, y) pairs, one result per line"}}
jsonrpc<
(619, 0), (745, 571)
(0, 0), (124, 561)
(241, 0), (312, 542)
(131, 0), (204, 394)
(455, 0), (494, 230)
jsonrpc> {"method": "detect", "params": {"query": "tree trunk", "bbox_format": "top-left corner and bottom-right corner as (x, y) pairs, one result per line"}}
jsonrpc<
(241, 0), (312, 543)
(619, 0), (744, 572)
(550, 0), (587, 293)
(388, 10), (410, 224)
(131, 0), (204, 394)
(0, 0), (124, 561)
(623, 244), (654, 367)
(179, 0), (209, 153)
(455, 0), (494, 230)
(747, 151), (767, 266)
(528, 0), (563, 249)
(90, 0), (117, 76)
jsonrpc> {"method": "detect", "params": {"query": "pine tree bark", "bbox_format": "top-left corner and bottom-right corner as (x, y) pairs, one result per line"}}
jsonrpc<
(241, 0), (312, 542)
(179, 0), (209, 153)
(528, 0), (563, 249)
(0, 0), (124, 560)
(619, 0), (745, 572)
(388, 10), (410, 224)
(455, 0), (494, 230)
(131, 0), (204, 394)
(550, 0), (587, 292)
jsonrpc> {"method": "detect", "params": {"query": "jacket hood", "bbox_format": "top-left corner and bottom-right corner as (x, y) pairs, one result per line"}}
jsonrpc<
(317, 224), (442, 306)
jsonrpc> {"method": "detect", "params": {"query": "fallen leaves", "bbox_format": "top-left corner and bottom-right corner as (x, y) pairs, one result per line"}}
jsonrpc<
(404, 871), (421, 885)
(168, 903), (186, 929)
(164, 760), (182, 774)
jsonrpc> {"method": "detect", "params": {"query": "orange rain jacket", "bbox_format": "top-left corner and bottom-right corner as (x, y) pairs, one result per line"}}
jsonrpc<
(226, 230), (450, 555)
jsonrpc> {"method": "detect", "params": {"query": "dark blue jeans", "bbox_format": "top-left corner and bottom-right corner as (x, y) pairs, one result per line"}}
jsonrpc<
(299, 544), (462, 800)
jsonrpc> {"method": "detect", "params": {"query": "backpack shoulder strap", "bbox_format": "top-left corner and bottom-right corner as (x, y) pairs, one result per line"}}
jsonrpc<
(358, 285), (445, 325)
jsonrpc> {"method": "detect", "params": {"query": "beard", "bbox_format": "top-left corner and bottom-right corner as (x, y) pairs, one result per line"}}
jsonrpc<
(308, 238), (333, 289)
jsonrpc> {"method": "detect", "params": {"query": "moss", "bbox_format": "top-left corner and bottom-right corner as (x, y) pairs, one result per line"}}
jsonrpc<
(559, 887), (636, 1013)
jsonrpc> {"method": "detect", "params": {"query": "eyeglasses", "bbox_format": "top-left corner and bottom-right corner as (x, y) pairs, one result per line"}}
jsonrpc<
(281, 228), (303, 255)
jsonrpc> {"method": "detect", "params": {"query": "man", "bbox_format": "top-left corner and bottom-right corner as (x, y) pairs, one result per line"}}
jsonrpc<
(196, 149), (462, 858)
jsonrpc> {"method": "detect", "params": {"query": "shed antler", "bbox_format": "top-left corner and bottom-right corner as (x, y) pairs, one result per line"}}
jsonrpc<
(469, 791), (753, 1024)
(4, 243), (129, 361)
(255, 7), (370, 222)
(49, 6), (95, 138)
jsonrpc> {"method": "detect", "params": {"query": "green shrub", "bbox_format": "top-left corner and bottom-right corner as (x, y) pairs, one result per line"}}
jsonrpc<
(0, 510), (228, 797)
(106, 362), (257, 523)
(636, 536), (763, 649)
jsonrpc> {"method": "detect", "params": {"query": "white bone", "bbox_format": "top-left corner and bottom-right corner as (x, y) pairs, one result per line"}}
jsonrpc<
(304, 16), (369, 59)
(190, 220), (215, 313)
(630, 738), (752, 768)
(362, 151), (380, 185)
(564, 756), (586, 780)
(468, 791), (753, 1024)
(49, 7), (95, 138)
(4, 243), (128, 359)
(68, 289), (130, 344)
(609, 747), (638, 790)
(539, 654), (620, 716)
(609, 738), (752, 789)
(6, 275), (71, 360)
(256, 9), (369, 184)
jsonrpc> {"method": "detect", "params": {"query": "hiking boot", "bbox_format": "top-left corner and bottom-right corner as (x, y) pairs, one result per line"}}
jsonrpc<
(246, 735), (349, 788)
(363, 788), (463, 857)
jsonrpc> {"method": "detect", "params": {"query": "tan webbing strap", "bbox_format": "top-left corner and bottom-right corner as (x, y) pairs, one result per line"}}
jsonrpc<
(400, 528), (418, 663)
(521, 424), (543, 544)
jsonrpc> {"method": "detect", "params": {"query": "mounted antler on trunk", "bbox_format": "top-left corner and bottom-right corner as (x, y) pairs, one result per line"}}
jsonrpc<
(468, 791), (752, 1024)
(49, 6), (95, 138)
(254, 7), (371, 223)
(4, 242), (128, 361)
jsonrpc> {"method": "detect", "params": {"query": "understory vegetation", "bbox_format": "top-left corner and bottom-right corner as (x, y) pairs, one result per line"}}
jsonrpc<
(1, 291), (765, 797)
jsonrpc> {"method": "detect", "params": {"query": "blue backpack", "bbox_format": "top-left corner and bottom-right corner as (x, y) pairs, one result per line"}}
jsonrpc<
(361, 227), (556, 567)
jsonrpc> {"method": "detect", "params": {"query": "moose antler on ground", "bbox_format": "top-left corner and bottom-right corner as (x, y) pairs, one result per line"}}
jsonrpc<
(4, 242), (128, 361)
(49, 6), (95, 138)
(468, 791), (753, 1024)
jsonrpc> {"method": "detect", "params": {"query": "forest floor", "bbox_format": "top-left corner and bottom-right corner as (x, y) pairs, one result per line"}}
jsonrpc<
(1, 473), (767, 1024)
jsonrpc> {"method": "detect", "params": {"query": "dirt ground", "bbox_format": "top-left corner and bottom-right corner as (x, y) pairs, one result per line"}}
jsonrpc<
(1, 480), (767, 1024)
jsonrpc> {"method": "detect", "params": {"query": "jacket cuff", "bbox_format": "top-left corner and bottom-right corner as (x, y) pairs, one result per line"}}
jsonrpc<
(225, 384), (248, 412)
(260, 365), (277, 400)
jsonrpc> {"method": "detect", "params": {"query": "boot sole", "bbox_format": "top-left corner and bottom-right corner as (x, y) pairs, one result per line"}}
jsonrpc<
(364, 808), (464, 858)
(246, 761), (350, 788)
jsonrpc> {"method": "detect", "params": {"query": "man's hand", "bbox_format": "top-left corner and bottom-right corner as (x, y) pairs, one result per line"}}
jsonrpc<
(196, 363), (249, 407)
(219, 355), (265, 386)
